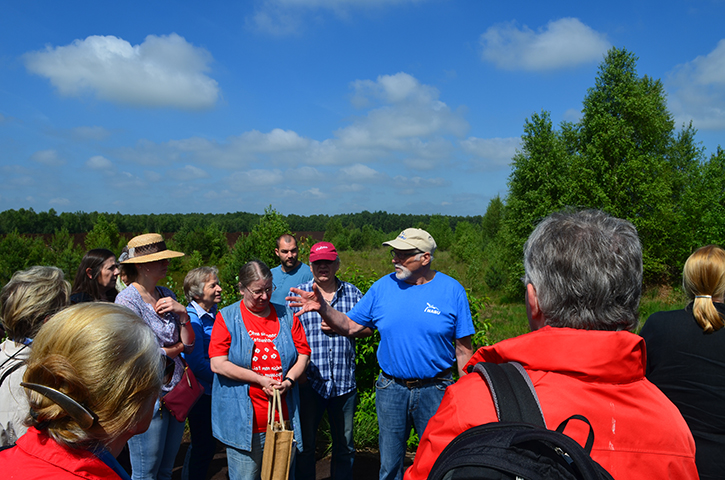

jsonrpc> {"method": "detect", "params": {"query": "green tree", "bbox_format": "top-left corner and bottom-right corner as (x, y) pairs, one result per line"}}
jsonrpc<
(84, 214), (121, 252)
(502, 47), (704, 290)
(0, 232), (46, 286)
(426, 215), (454, 251)
(220, 206), (291, 297)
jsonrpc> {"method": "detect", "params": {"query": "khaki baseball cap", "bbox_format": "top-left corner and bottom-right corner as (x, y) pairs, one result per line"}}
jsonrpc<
(382, 228), (437, 254)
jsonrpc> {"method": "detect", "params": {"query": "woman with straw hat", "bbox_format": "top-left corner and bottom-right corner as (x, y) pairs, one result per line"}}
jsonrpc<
(115, 233), (194, 480)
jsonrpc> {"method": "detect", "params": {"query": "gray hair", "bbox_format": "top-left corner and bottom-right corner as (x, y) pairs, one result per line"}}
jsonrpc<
(523, 209), (642, 331)
(1, 266), (70, 341)
(183, 266), (219, 302)
(238, 260), (273, 291)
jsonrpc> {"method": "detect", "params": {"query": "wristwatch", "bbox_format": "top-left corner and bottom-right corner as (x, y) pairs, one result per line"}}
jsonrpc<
(283, 376), (295, 387)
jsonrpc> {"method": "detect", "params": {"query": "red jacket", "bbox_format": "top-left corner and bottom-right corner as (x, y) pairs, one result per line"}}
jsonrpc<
(0, 426), (122, 479)
(405, 326), (698, 480)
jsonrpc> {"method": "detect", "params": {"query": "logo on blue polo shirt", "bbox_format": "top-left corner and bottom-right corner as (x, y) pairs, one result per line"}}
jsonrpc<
(424, 302), (441, 315)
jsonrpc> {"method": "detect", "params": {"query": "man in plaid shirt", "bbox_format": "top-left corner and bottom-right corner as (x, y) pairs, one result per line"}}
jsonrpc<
(292, 241), (366, 480)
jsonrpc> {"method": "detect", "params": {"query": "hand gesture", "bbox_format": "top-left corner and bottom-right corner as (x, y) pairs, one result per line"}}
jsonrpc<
(287, 284), (324, 314)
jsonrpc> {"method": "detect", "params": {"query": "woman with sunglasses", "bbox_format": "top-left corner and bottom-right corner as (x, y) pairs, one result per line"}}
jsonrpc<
(209, 260), (310, 480)
(0, 303), (164, 480)
(115, 233), (194, 480)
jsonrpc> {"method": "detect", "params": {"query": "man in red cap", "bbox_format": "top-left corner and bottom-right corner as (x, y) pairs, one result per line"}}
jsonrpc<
(292, 241), (365, 480)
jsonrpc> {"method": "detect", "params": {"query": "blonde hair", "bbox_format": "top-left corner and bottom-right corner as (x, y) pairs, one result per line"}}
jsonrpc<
(683, 245), (725, 333)
(0, 266), (70, 341)
(23, 303), (162, 450)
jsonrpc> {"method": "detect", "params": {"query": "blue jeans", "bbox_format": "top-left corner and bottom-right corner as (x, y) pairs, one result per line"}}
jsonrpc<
(182, 394), (216, 480)
(227, 432), (297, 480)
(296, 383), (357, 480)
(375, 372), (452, 480)
(128, 400), (186, 480)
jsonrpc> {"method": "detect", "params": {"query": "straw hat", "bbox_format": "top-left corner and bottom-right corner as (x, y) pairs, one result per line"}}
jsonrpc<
(121, 233), (184, 264)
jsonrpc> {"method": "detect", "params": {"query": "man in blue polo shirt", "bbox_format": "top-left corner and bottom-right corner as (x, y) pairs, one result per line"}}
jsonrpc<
(270, 234), (312, 305)
(289, 228), (475, 480)
(293, 241), (364, 480)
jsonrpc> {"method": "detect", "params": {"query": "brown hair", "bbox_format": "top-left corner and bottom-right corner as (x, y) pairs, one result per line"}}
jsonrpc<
(683, 245), (725, 333)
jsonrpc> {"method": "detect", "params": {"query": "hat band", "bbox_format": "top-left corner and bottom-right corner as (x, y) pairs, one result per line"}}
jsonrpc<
(129, 241), (168, 259)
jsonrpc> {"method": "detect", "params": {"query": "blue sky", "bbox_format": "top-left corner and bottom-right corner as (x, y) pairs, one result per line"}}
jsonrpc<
(1, 0), (724, 217)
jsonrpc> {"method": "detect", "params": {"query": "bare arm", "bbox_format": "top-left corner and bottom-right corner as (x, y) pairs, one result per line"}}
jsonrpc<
(163, 342), (184, 358)
(275, 354), (310, 395)
(155, 297), (195, 350)
(288, 286), (369, 337)
(455, 335), (474, 377)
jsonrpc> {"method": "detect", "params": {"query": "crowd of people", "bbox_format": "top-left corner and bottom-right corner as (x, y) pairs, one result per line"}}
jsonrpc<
(0, 210), (723, 480)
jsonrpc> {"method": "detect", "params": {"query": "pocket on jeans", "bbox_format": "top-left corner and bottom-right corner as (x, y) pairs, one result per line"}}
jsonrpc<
(375, 373), (394, 390)
(434, 378), (453, 392)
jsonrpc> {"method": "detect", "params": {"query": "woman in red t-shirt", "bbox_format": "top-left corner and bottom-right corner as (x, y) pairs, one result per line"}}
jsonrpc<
(210, 260), (310, 480)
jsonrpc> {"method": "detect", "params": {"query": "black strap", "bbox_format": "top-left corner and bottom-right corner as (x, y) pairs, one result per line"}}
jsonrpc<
(556, 414), (596, 454)
(472, 362), (546, 427)
(0, 361), (25, 389)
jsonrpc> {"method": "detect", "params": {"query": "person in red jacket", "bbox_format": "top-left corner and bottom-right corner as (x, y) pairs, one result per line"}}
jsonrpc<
(405, 209), (699, 480)
(0, 303), (164, 480)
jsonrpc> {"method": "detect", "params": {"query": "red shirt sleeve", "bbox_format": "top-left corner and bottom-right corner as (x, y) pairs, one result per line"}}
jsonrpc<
(291, 314), (311, 356)
(208, 310), (232, 358)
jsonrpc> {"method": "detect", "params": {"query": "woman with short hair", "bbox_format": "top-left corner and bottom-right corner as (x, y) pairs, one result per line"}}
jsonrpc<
(181, 266), (222, 480)
(641, 244), (725, 480)
(0, 303), (164, 479)
(71, 248), (120, 303)
(210, 260), (310, 480)
(0, 266), (70, 446)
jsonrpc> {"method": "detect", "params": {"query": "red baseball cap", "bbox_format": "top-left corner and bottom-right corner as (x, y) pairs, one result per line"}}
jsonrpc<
(310, 241), (338, 262)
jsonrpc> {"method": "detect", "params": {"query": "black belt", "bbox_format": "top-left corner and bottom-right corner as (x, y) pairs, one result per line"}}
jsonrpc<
(381, 368), (452, 389)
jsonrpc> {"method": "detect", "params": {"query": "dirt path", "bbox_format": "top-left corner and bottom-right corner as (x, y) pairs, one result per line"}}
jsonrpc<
(170, 440), (414, 480)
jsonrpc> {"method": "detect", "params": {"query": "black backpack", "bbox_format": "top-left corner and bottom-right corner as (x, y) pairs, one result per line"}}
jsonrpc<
(427, 362), (615, 480)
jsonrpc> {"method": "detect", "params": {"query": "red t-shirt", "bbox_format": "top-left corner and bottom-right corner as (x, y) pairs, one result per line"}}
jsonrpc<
(209, 302), (310, 433)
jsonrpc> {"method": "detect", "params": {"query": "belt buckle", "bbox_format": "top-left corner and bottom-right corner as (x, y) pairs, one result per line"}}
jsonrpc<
(404, 378), (423, 389)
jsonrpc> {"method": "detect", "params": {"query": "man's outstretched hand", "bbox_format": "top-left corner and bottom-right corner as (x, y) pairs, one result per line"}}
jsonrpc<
(287, 285), (323, 314)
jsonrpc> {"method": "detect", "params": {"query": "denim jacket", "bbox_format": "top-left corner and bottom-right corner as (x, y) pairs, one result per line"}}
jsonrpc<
(211, 301), (303, 452)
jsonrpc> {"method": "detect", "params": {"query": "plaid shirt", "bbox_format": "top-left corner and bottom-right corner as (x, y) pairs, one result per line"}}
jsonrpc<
(292, 278), (363, 398)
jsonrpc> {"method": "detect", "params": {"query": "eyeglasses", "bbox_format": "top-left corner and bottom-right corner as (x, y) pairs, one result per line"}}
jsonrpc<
(245, 285), (276, 297)
(390, 250), (423, 260)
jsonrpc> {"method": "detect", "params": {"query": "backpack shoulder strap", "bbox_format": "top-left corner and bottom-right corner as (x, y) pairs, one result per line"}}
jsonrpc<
(472, 362), (547, 427)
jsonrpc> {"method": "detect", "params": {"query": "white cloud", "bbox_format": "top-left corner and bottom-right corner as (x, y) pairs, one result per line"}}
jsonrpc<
(249, 0), (423, 35)
(86, 155), (113, 170)
(562, 108), (582, 123)
(49, 197), (70, 206)
(480, 18), (610, 71)
(460, 137), (520, 169)
(72, 126), (111, 141)
(667, 39), (725, 130)
(339, 163), (380, 181)
(170, 165), (210, 181)
(24, 34), (219, 109)
(228, 169), (285, 190)
(30, 149), (64, 166)
(115, 72), (466, 170)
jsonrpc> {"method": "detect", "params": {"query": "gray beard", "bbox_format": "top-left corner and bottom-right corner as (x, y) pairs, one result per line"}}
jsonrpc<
(395, 266), (412, 281)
